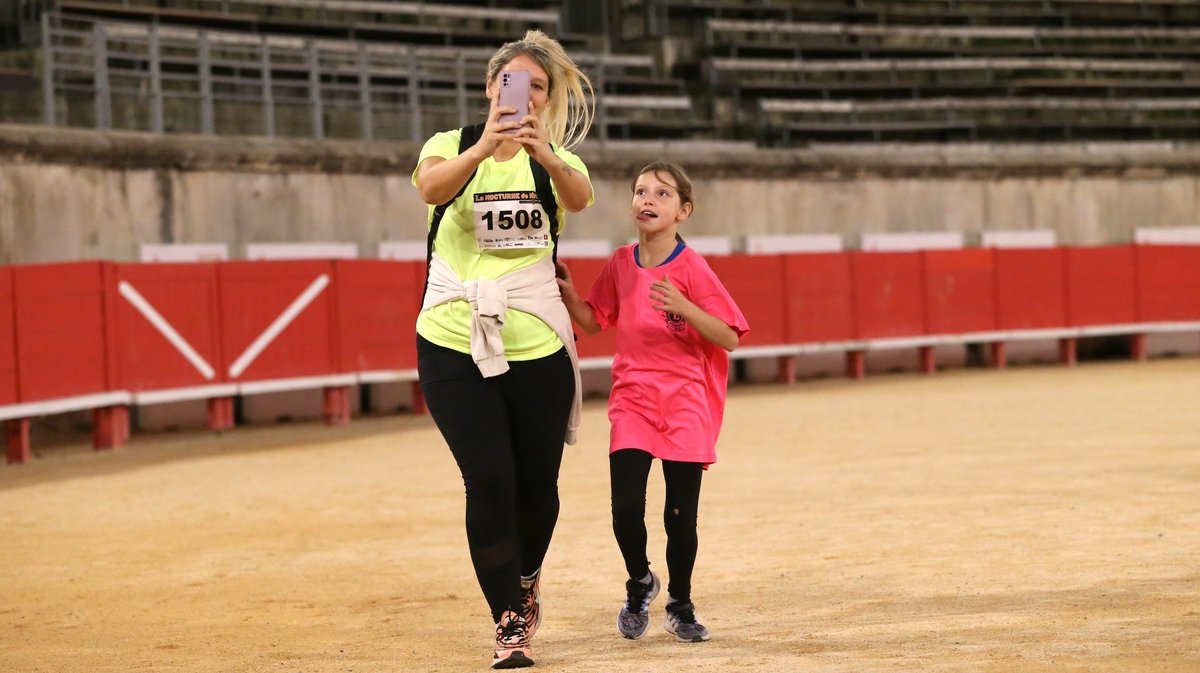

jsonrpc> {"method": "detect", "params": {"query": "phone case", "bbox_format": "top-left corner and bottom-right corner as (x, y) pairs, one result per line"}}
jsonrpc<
(497, 70), (530, 133)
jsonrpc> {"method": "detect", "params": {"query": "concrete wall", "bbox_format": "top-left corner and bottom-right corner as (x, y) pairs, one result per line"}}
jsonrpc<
(4, 124), (1200, 264)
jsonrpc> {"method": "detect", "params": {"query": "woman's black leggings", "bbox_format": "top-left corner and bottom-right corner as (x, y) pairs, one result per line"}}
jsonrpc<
(417, 335), (575, 623)
(610, 448), (704, 603)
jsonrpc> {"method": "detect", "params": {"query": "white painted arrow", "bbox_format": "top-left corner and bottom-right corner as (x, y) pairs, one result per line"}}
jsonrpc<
(228, 274), (330, 379)
(118, 281), (217, 380)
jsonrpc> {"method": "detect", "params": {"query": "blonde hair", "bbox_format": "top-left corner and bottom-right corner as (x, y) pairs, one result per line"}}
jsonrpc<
(486, 30), (594, 150)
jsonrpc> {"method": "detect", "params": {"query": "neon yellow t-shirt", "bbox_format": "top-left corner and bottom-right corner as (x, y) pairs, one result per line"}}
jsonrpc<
(411, 128), (593, 360)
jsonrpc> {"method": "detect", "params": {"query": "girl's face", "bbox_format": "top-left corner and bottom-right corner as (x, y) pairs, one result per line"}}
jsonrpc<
(487, 54), (550, 117)
(631, 171), (692, 237)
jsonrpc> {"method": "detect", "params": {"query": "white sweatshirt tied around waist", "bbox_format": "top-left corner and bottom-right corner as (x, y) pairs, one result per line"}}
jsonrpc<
(421, 252), (582, 445)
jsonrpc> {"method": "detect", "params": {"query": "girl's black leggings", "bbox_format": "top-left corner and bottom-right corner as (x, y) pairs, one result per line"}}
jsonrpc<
(609, 448), (704, 603)
(417, 335), (575, 623)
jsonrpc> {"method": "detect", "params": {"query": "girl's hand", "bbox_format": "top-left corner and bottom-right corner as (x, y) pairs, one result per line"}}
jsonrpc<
(651, 274), (741, 351)
(649, 274), (695, 317)
(555, 260), (580, 302)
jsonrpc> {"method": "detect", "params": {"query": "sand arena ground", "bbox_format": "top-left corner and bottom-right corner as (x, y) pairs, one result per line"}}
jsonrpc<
(2, 359), (1199, 672)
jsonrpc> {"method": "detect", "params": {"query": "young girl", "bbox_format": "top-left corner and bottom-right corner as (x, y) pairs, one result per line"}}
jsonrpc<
(556, 161), (749, 643)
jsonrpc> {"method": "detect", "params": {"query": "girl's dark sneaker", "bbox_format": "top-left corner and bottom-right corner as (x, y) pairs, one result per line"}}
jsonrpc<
(664, 600), (710, 643)
(616, 571), (660, 639)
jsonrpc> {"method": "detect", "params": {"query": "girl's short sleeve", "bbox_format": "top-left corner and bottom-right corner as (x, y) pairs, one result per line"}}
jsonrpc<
(691, 258), (750, 339)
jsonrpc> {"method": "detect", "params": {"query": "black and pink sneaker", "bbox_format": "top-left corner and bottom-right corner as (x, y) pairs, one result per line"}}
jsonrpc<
(491, 610), (534, 669)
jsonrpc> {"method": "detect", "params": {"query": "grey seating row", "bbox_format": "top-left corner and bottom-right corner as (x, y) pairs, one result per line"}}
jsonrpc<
(41, 12), (700, 142)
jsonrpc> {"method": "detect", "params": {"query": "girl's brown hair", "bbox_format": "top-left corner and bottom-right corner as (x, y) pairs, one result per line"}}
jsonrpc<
(632, 161), (694, 243)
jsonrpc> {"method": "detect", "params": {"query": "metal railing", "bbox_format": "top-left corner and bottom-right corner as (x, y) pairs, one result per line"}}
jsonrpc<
(38, 12), (669, 142)
(41, 12), (503, 140)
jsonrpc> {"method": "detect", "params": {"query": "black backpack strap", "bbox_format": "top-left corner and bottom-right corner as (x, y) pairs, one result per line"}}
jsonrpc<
(528, 152), (561, 264)
(425, 124), (484, 292)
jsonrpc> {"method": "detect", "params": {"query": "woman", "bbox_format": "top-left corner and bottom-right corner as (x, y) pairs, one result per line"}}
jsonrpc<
(410, 30), (595, 670)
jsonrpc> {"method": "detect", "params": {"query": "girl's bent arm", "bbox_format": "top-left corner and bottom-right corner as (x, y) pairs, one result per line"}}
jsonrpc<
(556, 261), (602, 335)
(563, 294), (602, 335)
(682, 307), (739, 352)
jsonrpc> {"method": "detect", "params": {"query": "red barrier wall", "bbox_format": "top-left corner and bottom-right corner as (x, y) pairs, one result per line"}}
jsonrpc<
(0, 266), (16, 405)
(994, 248), (1068, 330)
(1066, 245), (1137, 326)
(4, 244), (1200, 423)
(559, 257), (617, 359)
(923, 249), (997, 335)
(782, 252), (855, 344)
(113, 262), (224, 391)
(335, 260), (423, 371)
(12, 262), (114, 402)
(708, 255), (786, 347)
(852, 252), (925, 339)
(217, 261), (339, 381)
(1135, 245), (1200, 322)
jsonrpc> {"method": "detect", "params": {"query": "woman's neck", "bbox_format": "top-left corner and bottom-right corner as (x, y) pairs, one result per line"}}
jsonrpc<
(637, 232), (679, 268)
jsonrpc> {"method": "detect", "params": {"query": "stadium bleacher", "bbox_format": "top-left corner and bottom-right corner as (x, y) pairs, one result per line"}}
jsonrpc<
(4, 0), (1200, 144)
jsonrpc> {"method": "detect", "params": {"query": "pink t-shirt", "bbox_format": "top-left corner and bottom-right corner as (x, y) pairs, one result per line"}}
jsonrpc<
(587, 243), (750, 466)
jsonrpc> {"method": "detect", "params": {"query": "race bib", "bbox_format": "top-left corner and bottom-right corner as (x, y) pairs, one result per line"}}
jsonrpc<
(474, 191), (551, 250)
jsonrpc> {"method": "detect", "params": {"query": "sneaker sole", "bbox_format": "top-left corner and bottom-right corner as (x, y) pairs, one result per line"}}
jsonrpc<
(491, 651), (535, 669)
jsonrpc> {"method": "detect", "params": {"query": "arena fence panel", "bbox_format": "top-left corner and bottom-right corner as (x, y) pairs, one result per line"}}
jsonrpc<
(3, 245), (1200, 463)
(0, 266), (16, 407)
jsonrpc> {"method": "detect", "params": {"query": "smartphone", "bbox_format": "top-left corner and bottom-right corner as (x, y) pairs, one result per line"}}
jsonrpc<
(497, 69), (530, 134)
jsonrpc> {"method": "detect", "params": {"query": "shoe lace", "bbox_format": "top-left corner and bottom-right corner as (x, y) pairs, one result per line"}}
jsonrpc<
(667, 602), (697, 625)
(497, 616), (529, 646)
(624, 578), (652, 611)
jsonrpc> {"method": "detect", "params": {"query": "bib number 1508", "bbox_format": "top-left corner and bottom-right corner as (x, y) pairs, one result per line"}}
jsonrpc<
(482, 208), (544, 231)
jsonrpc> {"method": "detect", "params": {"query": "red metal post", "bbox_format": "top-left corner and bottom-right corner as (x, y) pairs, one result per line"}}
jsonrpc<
(777, 355), (796, 385)
(1059, 337), (1078, 366)
(207, 397), (235, 431)
(988, 342), (1007, 369)
(5, 418), (31, 464)
(918, 345), (936, 374)
(323, 386), (351, 426)
(92, 405), (129, 450)
(845, 350), (865, 380)
(1130, 334), (1147, 362)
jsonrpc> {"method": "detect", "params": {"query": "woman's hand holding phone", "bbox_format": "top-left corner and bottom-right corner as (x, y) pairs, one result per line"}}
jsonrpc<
(478, 69), (551, 164)
(497, 70), (530, 132)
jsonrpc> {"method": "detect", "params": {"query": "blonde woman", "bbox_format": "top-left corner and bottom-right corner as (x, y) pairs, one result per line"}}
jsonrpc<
(411, 30), (595, 669)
